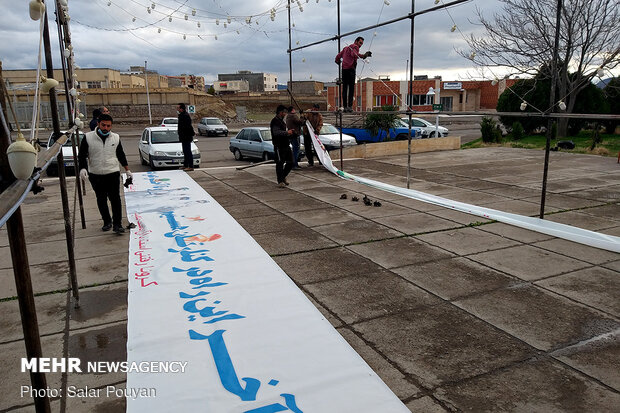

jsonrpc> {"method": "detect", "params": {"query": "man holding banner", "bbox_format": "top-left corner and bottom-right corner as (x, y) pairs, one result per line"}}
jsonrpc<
(270, 105), (295, 188)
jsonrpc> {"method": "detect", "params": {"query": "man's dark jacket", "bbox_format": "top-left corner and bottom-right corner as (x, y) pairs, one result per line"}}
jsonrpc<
(270, 116), (289, 148)
(177, 111), (195, 142)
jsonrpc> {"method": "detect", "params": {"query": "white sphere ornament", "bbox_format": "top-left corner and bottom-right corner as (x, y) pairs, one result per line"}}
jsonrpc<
(597, 68), (605, 77)
(520, 102), (527, 111)
(59, 0), (68, 7)
(69, 88), (77, 97)
(558, 101), (567, 111)
(7, 133), (37, 180)
(29, 0), (45, 21)
(75, 118), (84, 129)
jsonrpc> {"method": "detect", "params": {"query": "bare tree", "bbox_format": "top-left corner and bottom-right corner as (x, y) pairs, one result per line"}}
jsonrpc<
(464, 0), (620, 136)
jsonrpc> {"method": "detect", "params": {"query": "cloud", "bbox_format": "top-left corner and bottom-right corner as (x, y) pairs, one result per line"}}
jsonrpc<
(1, 0), (502, 84)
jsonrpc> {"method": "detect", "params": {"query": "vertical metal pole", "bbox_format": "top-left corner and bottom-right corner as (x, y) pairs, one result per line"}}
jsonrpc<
(406, 0), (416, 189)
(55, 0), (86, 229)
(43, 11), (80, 307)
(337, 0), (343, 171)
(540, 0), (562, 219)
(145, 61), (152, 125)
(287, 0), (293, 107)
(0, 66), (51, 413)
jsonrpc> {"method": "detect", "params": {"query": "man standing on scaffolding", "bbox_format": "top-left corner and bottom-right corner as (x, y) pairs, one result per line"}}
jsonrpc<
(335, 37), (371, 112)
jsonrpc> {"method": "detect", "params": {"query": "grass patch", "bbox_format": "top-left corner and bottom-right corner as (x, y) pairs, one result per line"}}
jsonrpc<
(462, 130), (620, 157)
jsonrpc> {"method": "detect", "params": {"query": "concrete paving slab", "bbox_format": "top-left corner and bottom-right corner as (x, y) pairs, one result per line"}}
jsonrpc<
(273, 246), (385, 285)
(244, 187), (307, 202)
(373, 212), (458, 235)
(1, 334), (64, 410)
(563, 185), (620, 203)
(522, 193), (605, 209)
(533, 238), (620, 265)
(302, 293), (342, 328)
(208, 192), (257, 207)
(454, 284), (620, 351)
(580, 203), (620, 220)
(224, 202), (278, 220)
(1, 261), (70, 299)
(305, 269), (442, 324)
(347, 238), (456, 269)
(236, 213), (305, 235)
(425, 208), (493, 225)
(603, 259), (620, 272)
(337, 328), (422, 400)
(434, 358), (620, 412)
(262, 196), (334, 213)
(438, 189), (508, 205)
(336, 200), (414, 219)
(0, 292), (67, 342)
(392, 257), (518, 301)
(526, 176), (618, 193)
(536, 267), (620, 317)
(478, 184), (542, 200)
(70, 284), (128, 329)
(468, 245), (590, 281)
(416, 227), (520, 256)
(552, 330), (620, 391)
(484, 199), (558, 215)
(312, 220), (403, 245)
(251, 226), (336, 255)
(405, 396), (448, 412)
(285, 207), (363, 227)
(352, 303), (535, 388)
(543, 210), (619, 231)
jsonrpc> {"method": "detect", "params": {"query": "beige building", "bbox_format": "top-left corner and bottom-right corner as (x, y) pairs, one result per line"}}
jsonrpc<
(166, 74), (205, 90)
(213, 79), (250, 94)
(120, 74), (145, 88)
(2, 68), (122, 90)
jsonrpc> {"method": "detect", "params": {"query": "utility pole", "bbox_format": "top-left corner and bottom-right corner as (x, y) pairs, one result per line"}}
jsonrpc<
(145, 61), (152, 125)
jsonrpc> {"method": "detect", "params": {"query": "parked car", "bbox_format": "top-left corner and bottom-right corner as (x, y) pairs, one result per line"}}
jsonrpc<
(138, 127), (200, 169)
(197, 117), (228, 136)
(46, 131), (86, 176)
(229, 127), (304, 162)
(339, 124), (421, 143)
(315, 123), (357, 151)
(399, 117), (449, 138)
(159, 117), (178, 127)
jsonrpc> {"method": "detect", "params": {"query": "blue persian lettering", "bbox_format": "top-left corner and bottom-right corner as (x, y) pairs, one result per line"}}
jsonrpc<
(183, 299), (245, 324)
(168, 247), (214, 262)
(189, 329), (261, 401)
(243, 395), (303, 413)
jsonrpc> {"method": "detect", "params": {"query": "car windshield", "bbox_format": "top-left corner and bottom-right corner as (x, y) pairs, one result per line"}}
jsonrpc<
(163, 118), (178, 124)
(259, 130), (272, 141)
(397, 119), (411, 127)
(320, 124), (340, 134)
(151, 130), (179, 144)
(207, 119), (223, 125)
(50, 132), (85, 147)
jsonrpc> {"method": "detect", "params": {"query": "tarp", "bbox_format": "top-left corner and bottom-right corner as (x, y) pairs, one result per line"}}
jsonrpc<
(306, 121), (620, 253)
(124, 170), (409, 412)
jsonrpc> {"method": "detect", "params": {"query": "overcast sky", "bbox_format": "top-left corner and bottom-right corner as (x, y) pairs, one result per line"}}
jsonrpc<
(1, 0), (513, 85)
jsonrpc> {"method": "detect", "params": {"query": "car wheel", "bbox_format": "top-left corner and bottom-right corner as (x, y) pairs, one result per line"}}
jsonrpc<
(198, 129), (203, 136)
(140, 150), (147, 165)
(395, 133), (409, 141)
(149, 155), (156, 170)
(262, 151), (270, 162)
(234, 148), (243, 161)
(429, 131), (436, 138)
(224, 132), (228, 137)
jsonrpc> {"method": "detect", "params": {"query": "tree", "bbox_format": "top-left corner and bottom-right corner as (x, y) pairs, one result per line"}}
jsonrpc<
(363, 105), (400, 141)
(602, 77), (620, 133)
(464, 0), (620, 137)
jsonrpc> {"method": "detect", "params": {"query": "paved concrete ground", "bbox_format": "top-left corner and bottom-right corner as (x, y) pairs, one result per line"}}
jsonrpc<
(1, 147), (619, 412)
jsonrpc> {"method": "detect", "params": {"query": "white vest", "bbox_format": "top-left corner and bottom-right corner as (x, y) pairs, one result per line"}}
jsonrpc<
(85, 130), (121, 175)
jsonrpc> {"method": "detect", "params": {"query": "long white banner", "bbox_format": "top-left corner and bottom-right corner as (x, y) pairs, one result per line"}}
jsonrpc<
(307, 122), (620, 253)
(124, 170), (409, 412)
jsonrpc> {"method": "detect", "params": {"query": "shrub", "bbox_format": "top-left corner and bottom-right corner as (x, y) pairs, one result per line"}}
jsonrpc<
(363, 105), (399, 141)
(511, 121), (525, 140)
(481, 116), (501, 143)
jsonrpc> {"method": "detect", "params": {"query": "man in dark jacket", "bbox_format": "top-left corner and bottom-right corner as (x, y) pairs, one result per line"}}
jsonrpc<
(302, 103), (323, 167)
(177, 103), (195, 171)
(89, 108), (101, 131)
(285, 106), (303, 169)
(270, 105), (294, 188)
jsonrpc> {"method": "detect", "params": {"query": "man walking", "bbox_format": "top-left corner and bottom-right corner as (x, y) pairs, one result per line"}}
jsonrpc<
(335, 36), (371, 112)
(177, 103), (195, 171)
(270, 105), (295, 188)
(302, 103), (323, 167)
(285, 106), (303, 169)
(78, 114), (132, 234)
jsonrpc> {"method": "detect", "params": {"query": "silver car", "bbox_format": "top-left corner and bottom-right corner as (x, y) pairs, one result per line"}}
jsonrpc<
(197, 117), (228, 136)
(399, 117), (449, 138)
(138, 127), (200, 169)
(229, 127), (305, 162)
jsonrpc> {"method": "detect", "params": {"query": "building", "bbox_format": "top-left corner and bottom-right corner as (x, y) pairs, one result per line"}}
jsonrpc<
(120, 74), (145, 88)
(326, 77), (518, 112)
(166, 74), (205, 90)
(217, 70), (278, 93)
(2, 68), (123, 90)
(287, 81), (324, 95)
(122, 66), (169, 88)
(213, 79), (249, 94)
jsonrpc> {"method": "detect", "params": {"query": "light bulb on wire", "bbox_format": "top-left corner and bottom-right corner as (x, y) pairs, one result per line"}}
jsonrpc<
(451, 24), (456, 32)
(169, 16), (172, 22)
(520, 101), (527, 111)
(558, 100), (566, 111)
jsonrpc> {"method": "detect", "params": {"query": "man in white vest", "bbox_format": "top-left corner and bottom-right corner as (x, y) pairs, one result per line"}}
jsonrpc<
(78, 114), (132, 234)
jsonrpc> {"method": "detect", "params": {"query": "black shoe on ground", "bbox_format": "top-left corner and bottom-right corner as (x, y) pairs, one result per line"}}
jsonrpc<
(101, 223), (112, 232)
(113, 226), (125, 234)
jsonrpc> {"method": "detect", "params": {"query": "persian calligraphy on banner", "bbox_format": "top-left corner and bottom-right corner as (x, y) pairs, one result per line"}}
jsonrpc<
(124, 170), (409, 412)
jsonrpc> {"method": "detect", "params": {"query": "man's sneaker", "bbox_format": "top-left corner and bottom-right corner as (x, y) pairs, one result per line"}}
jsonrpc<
(101, 223), (112, 232)
(113, 226), (125, 234)
(283, 178), (290, 186)
(278, 182), (286, 188)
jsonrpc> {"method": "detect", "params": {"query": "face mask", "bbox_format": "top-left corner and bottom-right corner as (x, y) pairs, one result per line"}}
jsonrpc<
(97, 128), (110, 137)
(177, 110), (181, 115)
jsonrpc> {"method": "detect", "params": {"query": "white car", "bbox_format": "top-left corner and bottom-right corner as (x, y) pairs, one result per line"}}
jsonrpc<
(46, 131), (86, 176)
(159, 117), (178, 128)
(315, 123), (357, 151)
(399, 117), (449, 138)
(197, 117), (228, 136)
(138, 127), (200, 169)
